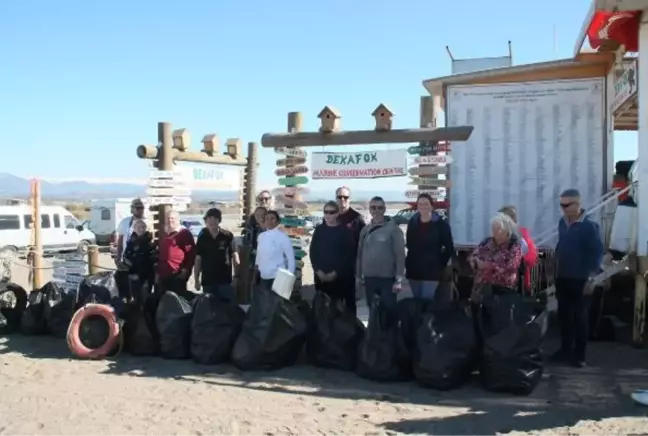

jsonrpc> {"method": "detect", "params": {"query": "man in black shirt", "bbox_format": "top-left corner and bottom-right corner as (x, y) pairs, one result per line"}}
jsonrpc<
(193, 208), (239, 302)
(335, 186), (366, 247)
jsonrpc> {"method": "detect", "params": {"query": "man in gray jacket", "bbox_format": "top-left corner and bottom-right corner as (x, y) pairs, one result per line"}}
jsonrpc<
(356, 196), (406, 311)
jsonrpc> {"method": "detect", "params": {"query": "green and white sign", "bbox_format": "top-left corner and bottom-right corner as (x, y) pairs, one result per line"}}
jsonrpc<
(311, 149), (407, 180)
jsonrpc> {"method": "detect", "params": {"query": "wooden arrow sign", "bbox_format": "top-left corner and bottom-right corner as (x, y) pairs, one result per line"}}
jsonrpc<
(409, 178), (451, 187)
(409, 166), (448, 176)
(290, 237), (309, 248)
(272, 186), (310, 196)
(294, 249), (307, 259)
(407, 142), (451, 155)
(275, 147), (307, 158)
(276, 157), (306, 166)
(281, 217), (307, 227)
(405, 189), (444, 199)
(278, 176), (309, 186)
(275, 165), (309, 177)
(274, 194), (308, 209)
(413, 155), (453, 165)
(281, 226), (313, 237)
(275, 208), (309, 217)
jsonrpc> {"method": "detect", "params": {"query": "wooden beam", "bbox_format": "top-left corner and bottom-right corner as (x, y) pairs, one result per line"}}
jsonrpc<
(136, 145), (247, 166)
(261, 126), (473, 148)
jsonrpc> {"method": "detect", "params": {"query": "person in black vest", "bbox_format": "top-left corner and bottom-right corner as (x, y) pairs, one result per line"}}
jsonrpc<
(405, 193), (454, 302)
(193, 208), (239, 302)
(122, 219), (157, 306)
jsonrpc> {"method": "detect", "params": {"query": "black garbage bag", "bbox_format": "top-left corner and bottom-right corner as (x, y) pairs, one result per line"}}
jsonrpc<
(156, 291), (193, 359)
(397, 297), (434, 360)
(123, 301), (158, 356)
(20, 289), (48, 335)
(0, 283), (28, 334)
(477, 291), (547, 396)
(191, 294), (245, 364)
(306, 291), (365, 371)
(78, 272), (119, 306)
(356, 302), (410, 382)
(43, 282), (78, 339)
(413, 302), (477, 390)
(231, 287), (308, 371)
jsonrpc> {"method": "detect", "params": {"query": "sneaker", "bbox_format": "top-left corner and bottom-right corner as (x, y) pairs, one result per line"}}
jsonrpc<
(549, 349), (571, 363)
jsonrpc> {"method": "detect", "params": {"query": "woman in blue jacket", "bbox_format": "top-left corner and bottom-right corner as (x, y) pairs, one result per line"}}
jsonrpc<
(405, 193), (455, 302)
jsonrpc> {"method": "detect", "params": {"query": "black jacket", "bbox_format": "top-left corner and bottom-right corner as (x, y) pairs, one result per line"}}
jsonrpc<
(405, 213), (454, 281)
(337, 207), (366, 248)
(123, 232), (157, 280)
(309, 223), (355, 278)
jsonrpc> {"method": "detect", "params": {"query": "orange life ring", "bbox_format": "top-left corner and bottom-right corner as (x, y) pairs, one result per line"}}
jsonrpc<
(67, 304), (123, 359)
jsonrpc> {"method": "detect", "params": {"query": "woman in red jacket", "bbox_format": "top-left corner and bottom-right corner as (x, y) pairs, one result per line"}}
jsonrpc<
(499, 206), (538, 293)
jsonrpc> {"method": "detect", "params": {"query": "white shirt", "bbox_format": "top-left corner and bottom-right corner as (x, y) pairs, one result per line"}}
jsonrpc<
(117, 216), (135, 259)
(255, 227), (295, 279)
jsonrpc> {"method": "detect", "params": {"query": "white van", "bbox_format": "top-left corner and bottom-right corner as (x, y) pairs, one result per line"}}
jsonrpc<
(0, 205), (97, 256)
(88, 199), (133, 245)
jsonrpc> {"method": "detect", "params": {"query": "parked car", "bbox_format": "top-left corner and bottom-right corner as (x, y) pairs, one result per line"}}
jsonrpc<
(181, 219), (205, 238)
(390, 208), (417, 225)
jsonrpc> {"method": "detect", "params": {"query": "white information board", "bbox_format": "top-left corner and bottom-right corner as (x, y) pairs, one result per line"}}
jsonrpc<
(446, 78), (605, 247)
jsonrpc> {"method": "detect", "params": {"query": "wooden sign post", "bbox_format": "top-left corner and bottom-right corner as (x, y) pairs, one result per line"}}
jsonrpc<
(136, 122), (258, 303)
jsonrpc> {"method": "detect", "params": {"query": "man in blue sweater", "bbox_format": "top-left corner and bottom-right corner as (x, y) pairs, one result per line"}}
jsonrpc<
(553, 189), (603, 368)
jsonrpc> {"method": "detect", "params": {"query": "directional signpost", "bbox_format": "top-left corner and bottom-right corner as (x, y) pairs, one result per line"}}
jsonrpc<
(409, 166), (448, 176)
(413, 155), (453, 165)
(407, 142), (451, 155)
(275, 147), (307, 158)
(147, 169), (192, 211)
(278, 176), (309, 186)
(276, 157), (306, 167)
(408, 178), (451, 187)
(275, 165), (309, 177)
(272, 186), (310, 196)
(405, 189), (444, 199)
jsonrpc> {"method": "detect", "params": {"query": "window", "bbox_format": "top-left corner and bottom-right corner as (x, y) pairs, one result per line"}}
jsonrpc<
(0, 215), (20, 230)
(23, 215), (32, 229)
(41, 214), (51, 229)
(100, 208), (111, 220)
(64, 215), (78, 229)
(53, 214), (61, 228)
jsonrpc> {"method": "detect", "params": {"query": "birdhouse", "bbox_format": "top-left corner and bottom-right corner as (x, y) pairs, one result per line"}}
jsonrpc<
(317, 106), (341, 133)
(172, 128), (190, 151)
(201, 134), (219, 154)
(372, 103), (394, 131)
(225, 138), (242, 158)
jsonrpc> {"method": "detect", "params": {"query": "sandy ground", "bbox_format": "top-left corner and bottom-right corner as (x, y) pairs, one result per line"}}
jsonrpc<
(2, 219), (648, 435)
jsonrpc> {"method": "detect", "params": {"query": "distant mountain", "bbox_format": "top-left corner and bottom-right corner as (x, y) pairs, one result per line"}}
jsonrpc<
(0, 173), (410, 202)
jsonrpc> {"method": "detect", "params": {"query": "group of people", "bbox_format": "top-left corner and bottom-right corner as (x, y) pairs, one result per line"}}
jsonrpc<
(114, 185), (603, 368)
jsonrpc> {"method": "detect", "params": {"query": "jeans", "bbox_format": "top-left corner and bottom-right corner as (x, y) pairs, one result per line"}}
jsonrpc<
(409, 280), (439, 301)
(203, 283), (235, 302)
(364, 277), (398, 311)
(315, 275), (356, 315)
(555, 277), (590, 361)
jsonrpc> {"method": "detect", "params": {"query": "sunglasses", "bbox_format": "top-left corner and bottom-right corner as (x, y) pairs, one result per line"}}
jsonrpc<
(337, 195), (349, 200)
(133, 205), (144, 210)
(560, 202), (574, 208)
(370, 205), (385, 211)
(259, 197), (270, 201)
(323, 210), (338, 215)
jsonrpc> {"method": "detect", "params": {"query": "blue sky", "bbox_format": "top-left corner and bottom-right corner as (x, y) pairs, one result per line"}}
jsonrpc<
(0, 0), (637, 193)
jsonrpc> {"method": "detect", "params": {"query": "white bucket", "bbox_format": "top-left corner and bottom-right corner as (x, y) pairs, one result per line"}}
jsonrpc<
(271, 268), (295, 300)
(609, 204), (638, 253)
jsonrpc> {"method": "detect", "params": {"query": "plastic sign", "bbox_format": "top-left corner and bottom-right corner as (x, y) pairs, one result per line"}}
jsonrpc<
(278, 176), (309, 186)
(281, 217), (307, 227)
(275, 166), (309, 177)
(275, 208), (309, 217)
(281, 226), (313, 237)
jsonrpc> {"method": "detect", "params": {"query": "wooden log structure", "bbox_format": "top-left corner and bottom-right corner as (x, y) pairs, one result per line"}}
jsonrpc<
(261, 126), (473, 148)
(137, 145), (248, 166)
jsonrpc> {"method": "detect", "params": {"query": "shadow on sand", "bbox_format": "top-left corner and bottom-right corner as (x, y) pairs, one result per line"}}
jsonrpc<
(2, 328), (647, 435)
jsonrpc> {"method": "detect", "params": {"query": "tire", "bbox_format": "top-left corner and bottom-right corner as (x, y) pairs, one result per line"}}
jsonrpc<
(77, 240), (91, 254)
(67, 304), (123, 359)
